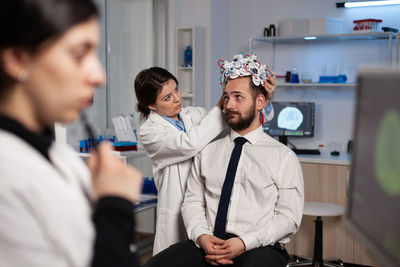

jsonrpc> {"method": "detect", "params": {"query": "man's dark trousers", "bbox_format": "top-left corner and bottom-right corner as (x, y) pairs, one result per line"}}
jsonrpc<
(143, 239), (289, 267)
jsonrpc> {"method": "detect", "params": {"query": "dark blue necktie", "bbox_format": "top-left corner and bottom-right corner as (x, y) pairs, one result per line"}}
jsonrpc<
(214, 137), (247, 239)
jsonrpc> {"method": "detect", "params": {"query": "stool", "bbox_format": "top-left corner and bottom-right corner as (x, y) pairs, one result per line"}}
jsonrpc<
(288, 202), (345, 267)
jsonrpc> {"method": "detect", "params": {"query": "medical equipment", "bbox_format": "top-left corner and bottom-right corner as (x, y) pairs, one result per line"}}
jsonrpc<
(218, 53), (272, 86)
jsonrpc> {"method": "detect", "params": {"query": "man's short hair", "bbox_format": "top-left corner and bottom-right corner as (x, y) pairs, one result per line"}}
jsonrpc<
(223, 76), (267, 100)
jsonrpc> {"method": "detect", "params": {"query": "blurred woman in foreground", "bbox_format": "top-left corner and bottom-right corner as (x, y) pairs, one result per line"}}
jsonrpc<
(0, 0), (142, 266)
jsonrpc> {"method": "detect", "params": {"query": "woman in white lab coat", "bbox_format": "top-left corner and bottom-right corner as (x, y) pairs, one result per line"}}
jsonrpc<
(0, 1), (142, 266)
(134, 66), (276, 255)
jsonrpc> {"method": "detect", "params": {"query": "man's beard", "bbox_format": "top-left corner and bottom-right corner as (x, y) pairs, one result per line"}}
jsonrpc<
(225, 102), (256, 131)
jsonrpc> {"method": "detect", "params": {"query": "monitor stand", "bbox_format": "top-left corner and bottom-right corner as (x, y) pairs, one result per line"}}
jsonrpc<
(278, 136), (320, 155)
(279, 136), (288, 146)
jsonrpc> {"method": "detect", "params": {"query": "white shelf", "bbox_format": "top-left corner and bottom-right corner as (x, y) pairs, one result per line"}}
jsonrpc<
(112, 150), (147, 158)
(181, 94), (194, 98)
(277, 83), (357, 89)
(250, 32), (396, 45)
(175, 26), (204, 107)
(77, 150), (146, 159)
(249, 31), (396, 84)
(177, 66), (193, 70)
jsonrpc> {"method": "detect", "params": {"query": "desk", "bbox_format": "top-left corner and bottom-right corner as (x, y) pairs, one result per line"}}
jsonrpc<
(286, 154), (379, 266)
(77, 150), (146, 164)
(78, 151), (154, 255)
(298, 152), (351, 166)
(134, 195), (157, 256)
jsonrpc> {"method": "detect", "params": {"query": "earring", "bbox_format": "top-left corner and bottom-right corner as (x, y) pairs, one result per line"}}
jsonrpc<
(17, 70), (27, 82)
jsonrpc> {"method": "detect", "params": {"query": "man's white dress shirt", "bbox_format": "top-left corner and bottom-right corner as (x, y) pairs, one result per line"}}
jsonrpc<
(182, 126), (304, 251)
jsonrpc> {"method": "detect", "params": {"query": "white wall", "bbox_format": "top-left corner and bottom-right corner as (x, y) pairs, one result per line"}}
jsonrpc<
(65, 0), (154, 179)
(107, 0), (153, 121)
(106, 0), (154, 178)
(168, 0), (400, 151)
(210, 0), (231, 107)
(66, 0), (108, 149)
(167, 0), (212, 106)
(226, 0), (400, 150)
(228, 0), (400, 54)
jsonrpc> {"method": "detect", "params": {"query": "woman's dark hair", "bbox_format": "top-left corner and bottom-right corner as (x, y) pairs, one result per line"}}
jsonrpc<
(0, 0), (98, 90)
(134, 67), (178, 119)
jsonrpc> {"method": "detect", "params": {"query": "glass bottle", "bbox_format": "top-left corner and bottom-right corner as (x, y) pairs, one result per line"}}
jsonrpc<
(290, 66), (300, 83)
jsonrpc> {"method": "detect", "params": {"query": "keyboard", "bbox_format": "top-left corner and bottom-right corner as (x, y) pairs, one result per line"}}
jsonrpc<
(293, 149), (321, 155)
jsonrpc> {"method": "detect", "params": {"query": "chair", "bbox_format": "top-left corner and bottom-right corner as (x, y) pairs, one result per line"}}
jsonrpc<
(288, 202), (345, 267)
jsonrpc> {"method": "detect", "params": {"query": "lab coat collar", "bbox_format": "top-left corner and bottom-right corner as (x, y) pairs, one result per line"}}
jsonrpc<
(229, 126), (263, 145)
(0, 115), (53, 161)
(160, 113), (186, 132)
(148, 110), (182, 132)
(179, 111), (194, 132)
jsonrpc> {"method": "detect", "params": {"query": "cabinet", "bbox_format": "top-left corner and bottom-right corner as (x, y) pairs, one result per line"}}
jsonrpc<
(175, 26), (204, 107)
(249, 32), (397, 88)
(285, 160), (379, 266)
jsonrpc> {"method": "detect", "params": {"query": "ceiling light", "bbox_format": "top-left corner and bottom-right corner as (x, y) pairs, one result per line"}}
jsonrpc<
(336, 0), (400, 8)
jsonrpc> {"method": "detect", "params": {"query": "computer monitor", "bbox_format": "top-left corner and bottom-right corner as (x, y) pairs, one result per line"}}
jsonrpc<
(262, 101), (315, 145)
(347, 68), (400, 267)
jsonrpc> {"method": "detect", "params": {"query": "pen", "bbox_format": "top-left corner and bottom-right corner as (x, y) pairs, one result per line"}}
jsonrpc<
(81, 112), (98, 151)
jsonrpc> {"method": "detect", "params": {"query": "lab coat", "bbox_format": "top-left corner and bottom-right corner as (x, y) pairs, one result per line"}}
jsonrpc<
(139, 106), (226, 255)
(0, 130), (94, 267)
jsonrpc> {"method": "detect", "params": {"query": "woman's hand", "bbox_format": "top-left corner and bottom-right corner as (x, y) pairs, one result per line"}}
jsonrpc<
(264, 70), (276, 101)
(216, 94), (224, 110)
(87, 142), (143, 203)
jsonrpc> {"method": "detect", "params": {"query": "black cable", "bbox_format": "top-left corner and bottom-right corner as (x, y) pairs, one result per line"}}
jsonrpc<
(286, 139), (297, 150)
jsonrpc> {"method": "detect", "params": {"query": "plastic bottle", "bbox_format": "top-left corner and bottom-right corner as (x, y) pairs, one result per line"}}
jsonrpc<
(184, 46), (192, 67)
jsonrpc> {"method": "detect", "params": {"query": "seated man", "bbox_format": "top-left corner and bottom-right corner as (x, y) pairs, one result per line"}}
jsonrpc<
(144, 54), (304, 267)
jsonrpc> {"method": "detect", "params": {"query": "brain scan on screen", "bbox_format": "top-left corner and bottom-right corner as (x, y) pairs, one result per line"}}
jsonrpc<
(277, 107), (303, 130)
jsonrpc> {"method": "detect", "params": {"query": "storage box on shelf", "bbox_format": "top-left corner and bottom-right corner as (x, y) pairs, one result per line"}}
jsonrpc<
(278, 17), (344, 36)
(278, 18), (309, 36)
(352, 19), (382, 33)
(309, 17), (344, 35)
